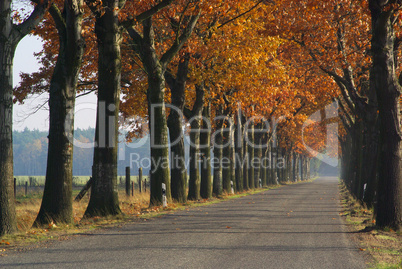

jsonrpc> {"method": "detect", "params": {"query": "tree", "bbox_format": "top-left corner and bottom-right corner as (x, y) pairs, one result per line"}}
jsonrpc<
(34, 0), (85, 226)
(369, 0), (402, 230)
(185, 84), (204, 200)
(82, 0), (126, 217)
(126, 2), (200, 205)
(263, 0), (377, 204)
(166, 54), (190, 203)
(0, 0), (48, 236)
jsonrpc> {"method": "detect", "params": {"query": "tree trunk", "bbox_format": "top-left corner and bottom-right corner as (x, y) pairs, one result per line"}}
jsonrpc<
(271, 139), (276, 184)
(352, 119), (364, 199)
(262, 147), (268, 186)
(0, 27), (16, 237)
(85, 2), (122, 217)
(230, 134), (236, 192)
(140, 19), (172, 206)
(35, 0), (85, 226)
(200, 103), (212, 199)
(295, 153), (300, 181)
(213, 118), (223, 197)
(234, 110), (244, 192)
(254, 127), (263, 188)
(370, 3), (402, 230)
(243, 118), (249, 190)
(292, 151), (297, 182)
(276, 142), (282, 182)
(247, 120), (255, 189)
(362, 109), (379, 206)
(166, 56), (189, 203)
(222, 120), (233, 193)
(0, 0), (47, 235)
(186, 84), (204, 201)
(286, 151), (292, 182)
(188, 116), (202, 200)
(264, 140), (271, 185)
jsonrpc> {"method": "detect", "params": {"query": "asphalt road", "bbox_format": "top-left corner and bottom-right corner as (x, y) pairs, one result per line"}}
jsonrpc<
(0, 177), (367, 269)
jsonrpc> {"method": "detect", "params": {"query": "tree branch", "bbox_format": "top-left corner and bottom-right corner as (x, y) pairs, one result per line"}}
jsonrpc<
(127, 27), (144, 57)
(121, 0), (173, 29)
(48, 2), (66, 36)
(160, 12), (200, 69)
(12, 0), (49, 44)
(217, 0), (267, 29)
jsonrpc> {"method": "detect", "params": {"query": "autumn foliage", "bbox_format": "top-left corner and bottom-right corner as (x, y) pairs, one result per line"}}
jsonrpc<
(6, 0), (402, 231)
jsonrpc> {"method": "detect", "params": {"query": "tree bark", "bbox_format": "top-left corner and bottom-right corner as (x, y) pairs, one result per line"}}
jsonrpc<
(188, 117), (201, 200)
(369, 2), (402, 230)
(243, 115), (249, 190)
(200, 102), (212, 199)
(0, 0), (48, 235)
(271, 138), (276, 184)
(247, 118), (255, 189)
(222, 119), (233, 193)
(187, 85), (204, 201)
(166, 56), (189, 203)
(85, 0), (123, 217)
(34, 0), (85, 226)
(213, 113), (223, 197)
(234, 110), (244, 192)
(254, 124), (263, 188)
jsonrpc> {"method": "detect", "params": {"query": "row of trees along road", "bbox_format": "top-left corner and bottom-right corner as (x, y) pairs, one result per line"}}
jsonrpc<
(1, 0), (401, 236)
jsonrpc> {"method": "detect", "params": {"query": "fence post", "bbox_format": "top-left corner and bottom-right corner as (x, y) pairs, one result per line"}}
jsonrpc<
(145, 179), (147, 193)
(25, 181), (28, 196)
(138, 167), (142, 193)
(74, 177), (93, 202)
(126, 167), (131, 196)
(131, 181), (134, 196)
(14, 178), (16, 199)
(162, 183), (167, 208)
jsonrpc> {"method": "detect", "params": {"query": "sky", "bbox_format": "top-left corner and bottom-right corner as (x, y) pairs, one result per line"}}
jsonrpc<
(13, 35), (97, 131)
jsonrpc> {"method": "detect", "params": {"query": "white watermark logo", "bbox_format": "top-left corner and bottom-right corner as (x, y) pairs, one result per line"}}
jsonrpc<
(302, 101), (338, 167)
(65, 101), (339, 169)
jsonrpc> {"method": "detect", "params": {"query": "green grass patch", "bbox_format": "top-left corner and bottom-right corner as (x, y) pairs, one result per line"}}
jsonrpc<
(371, 261), (402, 269)
(376, 235), (398, 242)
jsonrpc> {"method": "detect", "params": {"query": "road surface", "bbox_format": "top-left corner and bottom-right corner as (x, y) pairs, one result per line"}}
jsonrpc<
(0, 177), (367, 268)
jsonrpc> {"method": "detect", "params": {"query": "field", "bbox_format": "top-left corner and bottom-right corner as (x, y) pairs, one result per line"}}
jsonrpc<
(14, 176), (148, 188)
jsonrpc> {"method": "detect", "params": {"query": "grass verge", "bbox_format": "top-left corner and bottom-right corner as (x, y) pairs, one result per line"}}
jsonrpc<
(339, 183), (402, 269)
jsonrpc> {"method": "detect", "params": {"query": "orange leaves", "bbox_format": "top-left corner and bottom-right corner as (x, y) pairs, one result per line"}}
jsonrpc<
(1, 240), (10, 246)
(256, 0), (372, 151)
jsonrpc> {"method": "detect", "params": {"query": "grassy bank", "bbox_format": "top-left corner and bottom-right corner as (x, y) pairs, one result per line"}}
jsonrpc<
(339, 183), (402, 269)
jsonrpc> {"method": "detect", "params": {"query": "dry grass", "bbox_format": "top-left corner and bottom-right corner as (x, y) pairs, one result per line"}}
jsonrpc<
(339, 183), (402, 269)
(0, 189), (153, 254)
